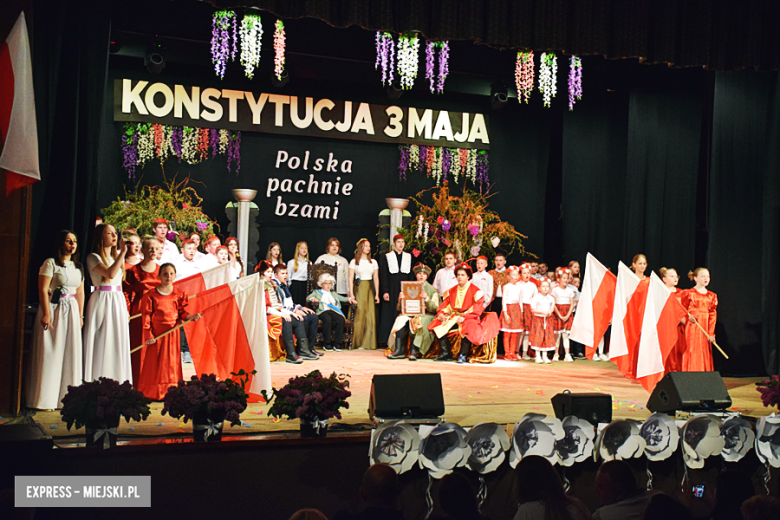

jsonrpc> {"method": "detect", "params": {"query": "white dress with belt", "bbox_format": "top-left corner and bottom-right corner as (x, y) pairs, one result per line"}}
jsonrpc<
(83, 253), (132, 383)
(25, 259), (84, 409)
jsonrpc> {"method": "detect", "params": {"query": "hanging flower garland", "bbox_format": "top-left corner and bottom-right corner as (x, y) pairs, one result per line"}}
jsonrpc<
(568, 56), (583, 111)
(539, 52), (557, 108)
(465, 149), (477, 184)
(515, 51), (535, 104)
(397, 145), (488, 187)
(121, 126), (139, 179)
(375, 31), (395, 86)
(438, 42), (449, 93)
(425, 41), (450, 94)
(273, 20), (286, 81)
(239, 14), (263, 80)
(398, 145), (410, 180)
(227, 131), (241, 173)
(397, 33), (420, 90)
(409, 144), (420, 171)
(449, 148), (461, 183)
(425, 41), (435, 93)
(211, 10), (238, 79)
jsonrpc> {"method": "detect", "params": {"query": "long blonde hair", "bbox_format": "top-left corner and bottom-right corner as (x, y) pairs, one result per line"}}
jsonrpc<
(265, 242), (283, 263)
(92, 224), (125, 282)
(292, 241), (309, 272)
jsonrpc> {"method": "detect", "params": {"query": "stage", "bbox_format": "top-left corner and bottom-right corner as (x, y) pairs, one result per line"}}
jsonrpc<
(20, 350), (770, 442)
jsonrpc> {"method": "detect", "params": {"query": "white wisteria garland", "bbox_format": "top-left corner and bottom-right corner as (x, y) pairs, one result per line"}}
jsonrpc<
(397, 33), (420, 90)
(239, 14), (263, 80)
(539, 52), (558, 108)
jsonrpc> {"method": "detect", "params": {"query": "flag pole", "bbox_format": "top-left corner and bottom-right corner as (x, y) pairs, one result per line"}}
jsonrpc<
(688, 314), (728, 359)
(130, 317), (197, 354)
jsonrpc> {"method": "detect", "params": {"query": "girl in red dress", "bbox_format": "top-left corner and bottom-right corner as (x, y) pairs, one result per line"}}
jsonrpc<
(681, 268), (718, 372)
(139, 263), (201, 400)
(530, 279), (556, 364)
(660, 267), (686, 372)
(124, 238), (162, 383)
(517, 263), (539, 360)
(500, 266), (523, 360)
(551, 268), (577, 362)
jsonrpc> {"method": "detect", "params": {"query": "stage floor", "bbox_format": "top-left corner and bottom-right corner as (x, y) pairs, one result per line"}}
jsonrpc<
(19, 350), (770, 440)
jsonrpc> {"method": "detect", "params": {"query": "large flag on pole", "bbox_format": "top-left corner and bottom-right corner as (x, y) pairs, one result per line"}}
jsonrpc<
(570, 253), (617, 359)
(174, 262), (234, 295)
(610, 262), (649, 379)
(0, 12), (40, 195)
(636, 272), (687, 392)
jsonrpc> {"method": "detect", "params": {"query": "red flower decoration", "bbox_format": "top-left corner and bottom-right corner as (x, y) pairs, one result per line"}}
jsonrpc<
(413, 249), (420, 257)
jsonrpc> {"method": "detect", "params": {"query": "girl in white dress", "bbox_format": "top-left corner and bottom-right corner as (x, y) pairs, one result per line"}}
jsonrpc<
(25, 230), (85, 410)
(83, 224), (132, 383)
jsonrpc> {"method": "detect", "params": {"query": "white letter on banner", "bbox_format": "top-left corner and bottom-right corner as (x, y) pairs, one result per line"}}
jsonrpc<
(467, 113), (489, 144)
(268, 94), (290, 127)
(222, 89), (245, 123)
(174, 85), (200, 119)
(432, 111), (454, 142)
(200, 88), (223, 122)
(145, 83), (175, 117)
(350, 103), (374, 134)
(384, 106), (403, 137)
(290, 97), (314, 129)
(453, 113), (469, 142)
(314, 99), (336, 131)
(245, 92), (269, 125)
(335, 101), (352, 133)
(407, 108), (432, 139)
(123, 79), (149, 115)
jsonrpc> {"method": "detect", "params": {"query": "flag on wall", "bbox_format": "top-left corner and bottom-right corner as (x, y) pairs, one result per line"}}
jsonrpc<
(0, 12), (40, 195)
(569, 253), (617, 359)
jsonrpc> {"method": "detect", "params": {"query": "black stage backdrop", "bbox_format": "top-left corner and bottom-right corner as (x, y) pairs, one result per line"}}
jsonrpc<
(25, 6), (780, 376)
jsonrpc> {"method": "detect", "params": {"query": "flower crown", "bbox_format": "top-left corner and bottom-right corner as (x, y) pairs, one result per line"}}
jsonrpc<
(520, 263), (531, 270)
(507, 265), (520, 272)
(557, 268), (571, 276)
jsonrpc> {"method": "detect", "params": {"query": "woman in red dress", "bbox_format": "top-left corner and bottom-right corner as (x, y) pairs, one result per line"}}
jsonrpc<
(124, 238), (162, 383)
(139, 263), (201, 400)
(681, 268), (718, 372)
(660, 267), (686, 372)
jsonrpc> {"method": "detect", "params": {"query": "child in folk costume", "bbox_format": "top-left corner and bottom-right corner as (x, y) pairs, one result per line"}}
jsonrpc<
(124, 237), (161, 384)
(517, 263), (539, 360)
(500, 266), (523, 360)
(681, 268), (718, 372)
(307, 273), (351, 352)
(660, 267), (686, 372)
(139, 263), (201, 400)
(551, 268), (577, 362)
(530, 278), (556, 363)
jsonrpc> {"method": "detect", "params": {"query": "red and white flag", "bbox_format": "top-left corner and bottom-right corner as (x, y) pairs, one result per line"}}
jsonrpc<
(0, 12), (40, 195)
(636, 272), (687, 392)
(174, 262), (234, 295)
(570, 253), (617, 359)
(610, 262), (649, 379)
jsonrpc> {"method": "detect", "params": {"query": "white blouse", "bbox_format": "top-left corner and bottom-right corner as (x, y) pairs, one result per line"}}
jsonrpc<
(349, 258), (378, 281)
(501, 282), (522, 307)
(86, 253), (123, 288)
(315, 253), (349, 294)
(530, 294), (555, 315)
(290, 259), (309, 282)
(39, 258), (83, 293)
(517, 280), (539, 304)
(551, 285), (578, 305)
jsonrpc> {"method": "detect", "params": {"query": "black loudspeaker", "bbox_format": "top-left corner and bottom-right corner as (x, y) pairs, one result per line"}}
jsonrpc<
(647, 372), (731, 413)
(369, 374), (445, 419)
(551, 391), (612, 425)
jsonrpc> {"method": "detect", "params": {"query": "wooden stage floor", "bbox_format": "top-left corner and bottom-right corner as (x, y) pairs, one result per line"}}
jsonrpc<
(17, 350), (771, 440)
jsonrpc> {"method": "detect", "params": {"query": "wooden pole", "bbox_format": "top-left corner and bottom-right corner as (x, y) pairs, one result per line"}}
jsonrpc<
(688, 314), (729, 359)
(130, 317), (197, 354)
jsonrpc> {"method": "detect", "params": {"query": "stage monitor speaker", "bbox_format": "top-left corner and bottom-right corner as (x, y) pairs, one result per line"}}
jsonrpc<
(551, 390), (612, 425)
(647, 372), (731, 413)
(369, 374), (445, 420)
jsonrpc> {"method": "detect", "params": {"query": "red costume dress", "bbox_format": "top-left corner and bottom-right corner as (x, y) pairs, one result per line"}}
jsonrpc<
(124, 264), (160, 383)
(529, 294), (556, 351)
(138, 287), (189, 400)
(665, 287), (686, 372)
(428, 282), (499, 345)
(681, 289), (718, 372)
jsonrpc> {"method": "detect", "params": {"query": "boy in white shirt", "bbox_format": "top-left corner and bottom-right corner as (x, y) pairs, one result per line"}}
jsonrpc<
(432, 251), (458, 297)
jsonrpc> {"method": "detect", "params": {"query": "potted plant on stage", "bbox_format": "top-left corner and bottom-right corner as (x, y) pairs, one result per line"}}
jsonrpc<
(261, 370), (351, 438)
(162, 371), (253, 442)
(60, 378), (151, 449)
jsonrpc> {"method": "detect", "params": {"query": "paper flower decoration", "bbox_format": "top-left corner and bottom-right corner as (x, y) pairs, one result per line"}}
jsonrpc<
(491, 236), (500, 248)
(754, 414), (780, 468)
(640, 413), (680, 461)
(509, 414), (564, 467)
(556, 416), (595, 467)
(464, 423), (511, 474)
(370, 420), (420, 474)
(719, 417), (755, 462)
(418, 423), (471, 479)
(680, 415), (726, 469)
(442, 219), (451, 231)
(595, 420), (646, 461)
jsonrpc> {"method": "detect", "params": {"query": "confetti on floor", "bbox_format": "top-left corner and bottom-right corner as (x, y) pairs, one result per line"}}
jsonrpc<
(128, 426), (136, 430)
(50, 425), (58, 429)
(272, 418), (281, 423)
(156, 423), (164, 427)
(491, 386), (498, 388)
(178, 422), (187, 429)
(532, 406), (541, 409)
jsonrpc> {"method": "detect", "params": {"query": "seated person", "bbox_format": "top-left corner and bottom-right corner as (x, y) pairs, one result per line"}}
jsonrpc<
(273, 263), (321, 359)
(593, 460), (661, 520)
(307, 273), (352, 352)
(387, 263), (439, 361)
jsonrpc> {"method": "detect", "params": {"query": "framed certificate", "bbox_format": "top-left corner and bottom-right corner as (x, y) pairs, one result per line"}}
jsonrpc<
(401, 281), (424, 316)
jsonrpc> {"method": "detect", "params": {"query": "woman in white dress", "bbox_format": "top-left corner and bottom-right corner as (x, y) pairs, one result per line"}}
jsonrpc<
(83, 224), (132, 383)
(25, 230), (85, 410)
(225, 236), (244, 279)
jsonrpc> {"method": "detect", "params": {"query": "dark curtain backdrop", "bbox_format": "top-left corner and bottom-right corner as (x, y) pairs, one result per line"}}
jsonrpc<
(763, 74), (780, 376)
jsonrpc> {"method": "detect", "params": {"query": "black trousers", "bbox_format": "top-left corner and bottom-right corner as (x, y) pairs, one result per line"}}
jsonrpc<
(319, 310), (345, 346)
(489, 296), (504, 355)
(280, 312), (319, 345)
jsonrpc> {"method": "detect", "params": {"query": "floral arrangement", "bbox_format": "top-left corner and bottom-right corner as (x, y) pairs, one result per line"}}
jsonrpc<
(102, 174), (219, 247)
(261, 370), (351, 422)
(162, 371), (253, 427)
(121, 123), (241, 177)
(398, 145), (488, 187)
(239, 14), (263, 79)
(375, 31), (395, 86)
(568, 56), (583, 110)
(60, 378), (151, 430)
(273, 20), (286, 81)
(756, 375), (780, 410)
(396, 182), (526, 266)
(539, 52), (557, 108)
(211, 10), (238, 79)
(515, 51), (535, 104)
(425, 40), (450, 94)
(397, 33), (420, 90)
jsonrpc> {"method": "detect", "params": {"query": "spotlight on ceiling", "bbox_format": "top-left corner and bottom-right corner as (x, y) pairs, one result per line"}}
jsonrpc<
(145, 42), (165, 75)
(386, 80), (403, 100)
(490, 84), (508, 110)
(272, 69), (289, 88)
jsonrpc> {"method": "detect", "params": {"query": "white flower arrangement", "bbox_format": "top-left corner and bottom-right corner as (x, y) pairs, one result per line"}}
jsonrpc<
(466, 149), (477, 184)
(370, 420), (420, 474)
(397, 33), (420, 90)
(137, 126), (154, 166)
(218, 129), (229, 155)
(720, 417), (755, 462)
(509, 413), (565, 467)
(595, 419), (646, 461)
(556, 416), (595, 467)
(680, 415), (725, 469)
(640, 413), (679, 461)
(239, 14), (263, 80)
(539, 52), (558, 108)
(465, 423), (511, 474)
(423, 223), (429, 242)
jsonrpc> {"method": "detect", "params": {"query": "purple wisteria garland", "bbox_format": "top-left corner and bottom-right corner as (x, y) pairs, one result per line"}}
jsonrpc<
(375, 31), (395, 86)
(211, 10), (238, 79)
(121, 126), (138, 179)
(568, 56), (583, 111)
(227, 131), (241, 173)
(398, 144), (488, 187)
(425, 40), (450, 94)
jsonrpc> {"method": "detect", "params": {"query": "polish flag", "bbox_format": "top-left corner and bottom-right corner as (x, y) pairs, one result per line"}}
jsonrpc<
(636, 273), (687, 392)
(570, 253), (617, 359)
(174, 262), (235, 295)
(0, 13), (40, 195)
(610, 262), (649, 379)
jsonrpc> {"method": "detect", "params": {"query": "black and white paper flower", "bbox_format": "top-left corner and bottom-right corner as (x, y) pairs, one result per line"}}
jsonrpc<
(370, 420), (420, 474)
(555, 416), (595, 467)
(418, 423), (471, 479)
(680, 415), (726, 469)
(719, 417), (755, 462)
(640, 413), (680, 461)
(595, 420), (646, 461)
(509, 413), (565, 467)
(755, 414), (780, 469)
(464, 422), (511, 474)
